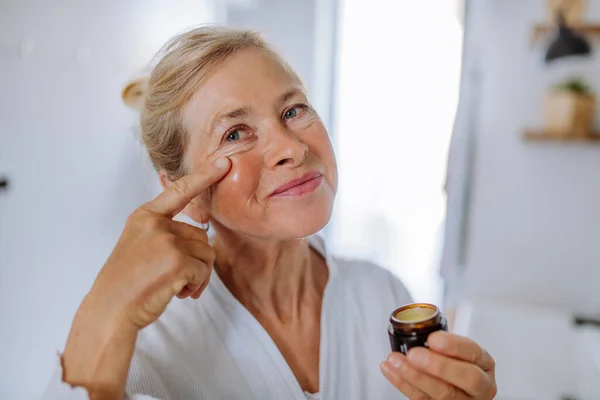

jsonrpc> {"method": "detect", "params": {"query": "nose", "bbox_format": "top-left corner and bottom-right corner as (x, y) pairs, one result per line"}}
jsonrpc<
(263, 124), (308, 169)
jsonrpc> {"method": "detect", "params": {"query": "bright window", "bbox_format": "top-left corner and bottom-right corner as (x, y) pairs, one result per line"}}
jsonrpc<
(331, 0), (464, 304)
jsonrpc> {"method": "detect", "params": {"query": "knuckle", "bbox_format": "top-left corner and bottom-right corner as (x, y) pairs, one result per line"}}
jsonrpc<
(165, 232), (180, 246)
(163, 243), (185, 267)
(171, 257), (188, 273)
(144, 217), (161, 231)
(412, 393), (429, 400)
(490, 382), (498, 398)
(445, 337), (460, 355)
(471, 344), (486, 365)
(126, 212), (169, 236)
(466, 371), (485, 394)
(182, 265), (199, 282)
(439, 384), (458, 400)
(205, 246), (216, 264)
(174, 250), (188, 266)
(429, 357), (447, 377)
(158, 232), (179, 250)
(487, 351), (496, 370)
(400, 363), (418, 380)
(196, 260), (212, 277)
(139, 215), (164, 232)
(199, 229), (209, 243)
(199, 273), (211, 289)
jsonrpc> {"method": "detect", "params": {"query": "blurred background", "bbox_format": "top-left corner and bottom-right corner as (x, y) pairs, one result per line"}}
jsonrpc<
(1, 0), (600, 399)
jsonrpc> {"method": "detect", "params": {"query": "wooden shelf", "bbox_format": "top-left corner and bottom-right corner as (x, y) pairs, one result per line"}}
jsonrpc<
(531, 23), (600, 45)
(523, 130), (600, 141)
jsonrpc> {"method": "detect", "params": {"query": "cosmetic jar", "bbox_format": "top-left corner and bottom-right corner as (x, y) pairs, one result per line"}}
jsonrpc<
(388, 303), (448, 355)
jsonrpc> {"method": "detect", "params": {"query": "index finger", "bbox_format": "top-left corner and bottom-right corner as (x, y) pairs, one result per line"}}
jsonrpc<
(143, 158), (231, 217)
(427, 331), (495, 371)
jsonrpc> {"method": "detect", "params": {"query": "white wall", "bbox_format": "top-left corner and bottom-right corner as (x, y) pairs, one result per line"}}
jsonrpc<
(0, 1), (330, 398)
(0, 2), (219, 398)
(225, 0), (316, 98)
(464, 0), (600, 314)
(455, 1), (600, 398)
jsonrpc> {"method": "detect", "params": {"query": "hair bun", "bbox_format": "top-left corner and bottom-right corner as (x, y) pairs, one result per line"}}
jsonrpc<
(122, 76), (149, 111)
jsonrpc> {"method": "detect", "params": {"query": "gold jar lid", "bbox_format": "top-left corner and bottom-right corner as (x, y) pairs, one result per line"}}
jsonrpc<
(394, 304), (438, 323)
(389, 303), (444, 334)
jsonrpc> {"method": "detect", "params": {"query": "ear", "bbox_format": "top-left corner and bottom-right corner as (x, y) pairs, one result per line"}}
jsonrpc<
(122, 76), (149, 111)
(158, 170), (211, 224)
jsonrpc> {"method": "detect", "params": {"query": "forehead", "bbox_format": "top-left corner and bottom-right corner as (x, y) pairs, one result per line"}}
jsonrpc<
(182, 48), (303, 133)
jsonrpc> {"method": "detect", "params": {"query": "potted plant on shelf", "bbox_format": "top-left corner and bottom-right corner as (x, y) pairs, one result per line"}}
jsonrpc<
(543, 77), (596, 138)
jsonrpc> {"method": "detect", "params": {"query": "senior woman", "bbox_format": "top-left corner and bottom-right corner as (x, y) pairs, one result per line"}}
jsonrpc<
(42, 26), (497, 400)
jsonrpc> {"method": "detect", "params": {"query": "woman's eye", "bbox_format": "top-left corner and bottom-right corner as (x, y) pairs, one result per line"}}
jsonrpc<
(222, 126), (255, 146)
(226, 130), (241, 142)
(284, 104), (308, 120)
(284, 108), (298, 120)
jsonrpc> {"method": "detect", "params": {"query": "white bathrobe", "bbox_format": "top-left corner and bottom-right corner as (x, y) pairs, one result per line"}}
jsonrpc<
(42, 236), (410, 399)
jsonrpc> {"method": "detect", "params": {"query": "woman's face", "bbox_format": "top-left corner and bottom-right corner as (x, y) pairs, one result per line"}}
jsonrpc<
(180, 48), (337, 240)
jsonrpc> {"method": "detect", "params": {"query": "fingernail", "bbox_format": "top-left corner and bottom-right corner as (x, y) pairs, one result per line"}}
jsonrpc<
(214, 158), (229, 169)
(387, 353), (403, 368)
(380, 361), (390, 372)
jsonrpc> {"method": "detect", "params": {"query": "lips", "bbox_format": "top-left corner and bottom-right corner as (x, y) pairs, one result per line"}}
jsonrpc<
(269, 171), (324, 198)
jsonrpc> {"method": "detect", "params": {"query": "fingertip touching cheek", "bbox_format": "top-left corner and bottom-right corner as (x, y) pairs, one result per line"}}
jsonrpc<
(181, 48), (338, 240)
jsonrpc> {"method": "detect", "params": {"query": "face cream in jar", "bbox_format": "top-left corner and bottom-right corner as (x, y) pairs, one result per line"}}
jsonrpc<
(388, 303), (448, 355)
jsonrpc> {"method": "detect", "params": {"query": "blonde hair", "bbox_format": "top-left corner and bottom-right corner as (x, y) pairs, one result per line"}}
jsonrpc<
(140, 25), (302, 180)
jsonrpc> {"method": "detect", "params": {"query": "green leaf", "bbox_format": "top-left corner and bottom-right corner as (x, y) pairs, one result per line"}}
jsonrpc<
(552, 78), (593, 94)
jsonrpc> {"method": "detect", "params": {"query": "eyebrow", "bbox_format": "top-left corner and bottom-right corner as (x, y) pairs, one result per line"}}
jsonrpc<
(209, 107), (251, 136)
(276, 88), (304, 107)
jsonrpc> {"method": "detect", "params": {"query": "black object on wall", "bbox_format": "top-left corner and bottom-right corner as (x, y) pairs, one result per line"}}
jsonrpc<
(545, 11), (591, 63)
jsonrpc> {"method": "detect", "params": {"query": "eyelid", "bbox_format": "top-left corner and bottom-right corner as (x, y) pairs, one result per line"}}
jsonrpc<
(289, 102), (308, 111)
(283, 103), (309, 119)
(220, 124), (252, 145)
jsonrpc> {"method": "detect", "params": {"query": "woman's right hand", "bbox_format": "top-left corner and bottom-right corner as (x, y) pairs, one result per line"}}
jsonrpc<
(61, 158), (230, 399)
(84, 157), (230, 331)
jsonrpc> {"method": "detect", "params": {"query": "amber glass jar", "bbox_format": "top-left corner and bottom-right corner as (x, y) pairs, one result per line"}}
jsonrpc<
(388, 303), (448, 355)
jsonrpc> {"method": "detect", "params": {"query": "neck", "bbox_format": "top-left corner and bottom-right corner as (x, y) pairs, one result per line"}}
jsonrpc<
(212, 231), (328, 320)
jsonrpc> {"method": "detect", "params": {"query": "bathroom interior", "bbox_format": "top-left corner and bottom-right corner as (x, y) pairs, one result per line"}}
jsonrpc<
(1, 0), (599, 399)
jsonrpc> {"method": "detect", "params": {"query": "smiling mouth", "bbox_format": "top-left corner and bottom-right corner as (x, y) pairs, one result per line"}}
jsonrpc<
(269, 171), (324, 198)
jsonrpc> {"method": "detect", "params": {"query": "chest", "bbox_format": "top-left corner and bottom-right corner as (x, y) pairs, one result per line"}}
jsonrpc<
(128, 264), (408, 400)
(252, 310), (322, 393)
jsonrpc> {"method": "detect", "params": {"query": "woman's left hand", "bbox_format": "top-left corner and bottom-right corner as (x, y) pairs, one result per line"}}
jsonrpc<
(380, 331), (497, 399)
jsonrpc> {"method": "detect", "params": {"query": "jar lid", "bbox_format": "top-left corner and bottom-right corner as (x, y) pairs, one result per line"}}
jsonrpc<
(389, 303), (444, 334)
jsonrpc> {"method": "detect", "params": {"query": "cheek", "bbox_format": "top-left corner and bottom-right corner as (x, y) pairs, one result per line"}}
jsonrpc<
(306, 127), (338, 191)
(211, 154), (261, 217)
